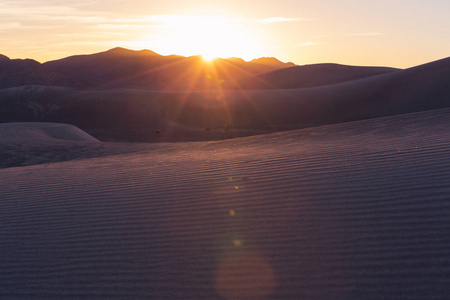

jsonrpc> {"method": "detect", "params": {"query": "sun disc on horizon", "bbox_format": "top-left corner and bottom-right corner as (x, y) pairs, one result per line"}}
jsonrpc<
(201, 53), (216, 61)
(153, 14), (261, 61)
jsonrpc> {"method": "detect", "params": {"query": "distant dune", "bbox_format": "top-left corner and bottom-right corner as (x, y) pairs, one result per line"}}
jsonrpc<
(1, 56), (449, 136)
(0, 122), (192, 168)
(234, 63), (400, 89)
(0, 122), (99, 144)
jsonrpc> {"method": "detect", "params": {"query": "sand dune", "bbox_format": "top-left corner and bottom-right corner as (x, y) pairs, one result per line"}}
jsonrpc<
(1, 56), (448, 134)
(0, 122), (195, 168)
(1, 107), (450, 299)
(0, 122), (99, 144)
(234, 63), (399, 89)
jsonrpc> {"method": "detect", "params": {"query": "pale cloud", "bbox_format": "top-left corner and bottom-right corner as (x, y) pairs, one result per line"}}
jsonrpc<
(0, 22), (21, 30)
(95, 24), (150, 30)
(138, 14), (243, 27)
(0, 0), (111, 24)
(0, 2), (78, 16)
(346, 32), (382, 37)
(140, 14), (185, 23)
(34, 15), (108, 23)
(53, 32), (126, 38)
(298, 41), (322, 47)
(260, 17), (305, 24)
(50, 41), (113, 47)
(1, 5), (285, 31)
(0, 0), (141, 38)
(0, 22), (55, 30)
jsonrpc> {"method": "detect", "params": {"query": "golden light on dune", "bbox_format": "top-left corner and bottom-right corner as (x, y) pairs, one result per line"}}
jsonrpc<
(152, 14), (261, 61)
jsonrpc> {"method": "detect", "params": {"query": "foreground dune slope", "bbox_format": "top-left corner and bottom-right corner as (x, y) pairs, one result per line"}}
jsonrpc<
(0, 122), (187, 168)
(1, 108), (450, 299)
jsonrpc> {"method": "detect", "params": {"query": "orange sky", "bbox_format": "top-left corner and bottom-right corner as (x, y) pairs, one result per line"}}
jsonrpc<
(1, 0), (449, 68)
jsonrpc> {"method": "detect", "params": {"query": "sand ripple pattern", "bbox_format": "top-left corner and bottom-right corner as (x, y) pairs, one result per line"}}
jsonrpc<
(1, 108), (450, 299)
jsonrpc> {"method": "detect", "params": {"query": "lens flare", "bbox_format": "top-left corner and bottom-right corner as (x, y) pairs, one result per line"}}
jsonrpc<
(215, 251), (277, 300)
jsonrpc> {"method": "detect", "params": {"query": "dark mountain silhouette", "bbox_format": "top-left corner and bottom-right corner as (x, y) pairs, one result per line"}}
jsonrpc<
(0, 48), (295, 90)
(43, 47), (296, 90)
(234, 63), (400, 89)
(42, 47), (174, 90)
(0, 55), (75, 88)
(249, 57), (296, 68)
(1, 56), (449, 132)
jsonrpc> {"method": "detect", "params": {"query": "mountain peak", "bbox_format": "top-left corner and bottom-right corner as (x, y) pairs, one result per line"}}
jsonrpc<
(250, 57), (296, 68)
(106, 47), (133, 53)
(0, 54), (10, 62)
(1, 48), (297, 90)
(224, 57), (246, 64)
(106, 47), (159, 56)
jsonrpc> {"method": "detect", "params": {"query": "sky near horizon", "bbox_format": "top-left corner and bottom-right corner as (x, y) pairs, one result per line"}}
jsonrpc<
(0, 0), (448, 68)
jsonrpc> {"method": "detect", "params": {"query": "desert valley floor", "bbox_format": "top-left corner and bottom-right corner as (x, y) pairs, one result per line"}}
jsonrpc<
(1, 107), (450, 299)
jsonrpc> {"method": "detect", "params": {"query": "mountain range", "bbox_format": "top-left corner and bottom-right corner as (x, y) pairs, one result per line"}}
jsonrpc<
(0, 47), (296, 90)
(1, 52), (449, 134)
(1, 47), (405, 91)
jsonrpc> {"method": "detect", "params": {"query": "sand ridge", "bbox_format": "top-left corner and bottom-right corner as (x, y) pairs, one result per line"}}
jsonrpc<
(0, 122), (200, 168)
(0, 122), (100, 144)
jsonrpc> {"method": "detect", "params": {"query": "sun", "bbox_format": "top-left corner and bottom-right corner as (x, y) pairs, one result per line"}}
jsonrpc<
(201, 53), (216, 62)
(152, 14), (261, 61)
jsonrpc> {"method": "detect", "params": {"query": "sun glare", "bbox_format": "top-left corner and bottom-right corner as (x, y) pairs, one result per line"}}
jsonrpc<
(150, 14), (261, 61)
(201, 53), (216, 62)
(200, 54), (218, 62)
